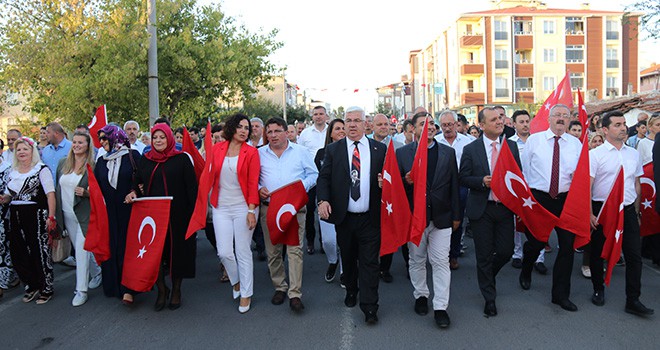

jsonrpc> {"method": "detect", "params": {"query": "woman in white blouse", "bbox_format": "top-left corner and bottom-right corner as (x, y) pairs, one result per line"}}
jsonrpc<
(55, 132), (102, 306)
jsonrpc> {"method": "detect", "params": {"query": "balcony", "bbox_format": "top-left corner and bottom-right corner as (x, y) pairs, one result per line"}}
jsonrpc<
(494, 31), (508, 40)
(461, 92), (485, 105)
(515, 35), (533, 49)
(515, 63), (534, 77)
(495, 60), (509, 69)
(606, 31), (619, 40)
(606, 59), (619, 68)
(460, 34), (483, 47)
(461, 63), (484, 75)
(516, 91), (535, 103)
(495, 88), (510, 98)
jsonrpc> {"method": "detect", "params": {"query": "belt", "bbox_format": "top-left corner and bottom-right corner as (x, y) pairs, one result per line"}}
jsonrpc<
(347, 211), (368, 216)
(261, 201), (270, 206)
(531, 189), (568, 199)
(487, 200), (502, 205)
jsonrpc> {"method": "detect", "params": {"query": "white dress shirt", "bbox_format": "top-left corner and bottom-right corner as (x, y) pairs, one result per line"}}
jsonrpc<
(521, 129), (581, 194)
(258, 141), (319, 194)
(636, 137), (654, 166)
(590, 140), (643, 205)
(483, 135), (500, 201)
(346, 135), (371, 213)
(435, 132), (473, 168)
(131, 140), (146, 154)
(508, 134), (527, 156)
(297, 124), (328, 158)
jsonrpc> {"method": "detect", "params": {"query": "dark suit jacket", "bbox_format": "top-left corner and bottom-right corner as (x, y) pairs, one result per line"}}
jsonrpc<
(317, 137), (387, 227)
(459, 136), (520, 220)
(397, 141), (460, 229)
(654, 133), (659, 215)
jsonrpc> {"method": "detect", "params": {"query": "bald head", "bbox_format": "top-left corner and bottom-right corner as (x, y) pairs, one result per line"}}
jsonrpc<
(373, 113), (390, 142)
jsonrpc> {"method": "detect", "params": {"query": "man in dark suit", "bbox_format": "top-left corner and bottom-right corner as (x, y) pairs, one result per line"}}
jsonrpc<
(654, 132), (659, 215)
(459, 107), (520, 317)
(396, 112), (460, 328)
(317, 106), (387, 325)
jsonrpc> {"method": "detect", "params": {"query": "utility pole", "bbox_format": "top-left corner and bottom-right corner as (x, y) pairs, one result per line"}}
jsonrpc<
(147, 0), (160, 126)
(282, 69), (287, 120)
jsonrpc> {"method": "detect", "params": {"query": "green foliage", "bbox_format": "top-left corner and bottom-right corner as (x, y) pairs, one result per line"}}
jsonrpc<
(0, 0), (282, 130)
(625, 1), (660, 40)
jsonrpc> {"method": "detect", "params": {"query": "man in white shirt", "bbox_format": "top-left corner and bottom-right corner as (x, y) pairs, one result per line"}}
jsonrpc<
(123, 120), (146, 154)
(258, 117), (318, 313)
(588, 111), (654, 316)
(248, 118), (265, 147)
(2, 129), (21, 165)
(519, 104), (582, 312)
(435, 110), (473, 271)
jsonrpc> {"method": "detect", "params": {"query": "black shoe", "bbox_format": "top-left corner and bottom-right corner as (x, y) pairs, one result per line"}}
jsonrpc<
(414, 296), (429, 315)
(591, 290), (605, 306)
(168, 301), (181, 310)
(534, 262), (548, 275)
(325, 263), (338, 283)
(289, 297), (305, 312)
(257, 251), (267, 262)
(365, 310), (378, 324)
(519, 273), (531, 290)
(271, 291), (286, 305)
(307, 247), (315, 255)
(344, 292), (357, 308)
(625, 300), (654, 316)
(154, 287), (170, 312)
(380, 271), (393, 283)
(552, 298), (578, 312)
(511, 258), (522, 269)
(340, 274), (346, 289)
(484, 301), (497, 316)
(434, 310), (450, 328)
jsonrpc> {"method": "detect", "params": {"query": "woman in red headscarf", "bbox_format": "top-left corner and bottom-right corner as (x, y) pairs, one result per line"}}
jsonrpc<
(125, 124), (198, 311)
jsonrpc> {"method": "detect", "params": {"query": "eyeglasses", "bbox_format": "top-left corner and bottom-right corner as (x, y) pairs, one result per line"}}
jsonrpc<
(551, 113), (570, 118)
(99, 136), (108, 141)
(345, 118), (363, 124)
(440, 123), (455, 128)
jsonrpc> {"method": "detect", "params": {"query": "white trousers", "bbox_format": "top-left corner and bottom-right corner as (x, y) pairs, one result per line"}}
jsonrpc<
(63, 211), (101, 292)
(212, 204), (256, 298)
(319, 220), (343, 273)
(513, 231), (545, 262)
(408, 223), (451, 311)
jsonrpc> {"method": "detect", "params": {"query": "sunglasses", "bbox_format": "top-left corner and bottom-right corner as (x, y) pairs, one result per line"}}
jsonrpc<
(99, 136), (108, 141)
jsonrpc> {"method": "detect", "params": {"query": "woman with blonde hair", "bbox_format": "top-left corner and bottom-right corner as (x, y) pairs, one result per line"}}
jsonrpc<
(55, 132), (102, 306)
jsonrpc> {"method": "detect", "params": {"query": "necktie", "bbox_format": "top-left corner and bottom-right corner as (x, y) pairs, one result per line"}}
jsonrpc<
(351, 141), (361, 201)
(549, 136), (560, 198)
(490, 141), (499, 201)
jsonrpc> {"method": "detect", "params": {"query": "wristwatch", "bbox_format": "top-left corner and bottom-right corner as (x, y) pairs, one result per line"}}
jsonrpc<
(247, 209), (256, 214)
(317, 200), (326, 206)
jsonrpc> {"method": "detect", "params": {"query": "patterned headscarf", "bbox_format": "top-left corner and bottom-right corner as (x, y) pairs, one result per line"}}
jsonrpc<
(99, 125), (129, 154)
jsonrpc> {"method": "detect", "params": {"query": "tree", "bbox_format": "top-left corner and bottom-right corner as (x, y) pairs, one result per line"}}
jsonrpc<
(626, 1), (660, 40)
(0, 0), (282, 130)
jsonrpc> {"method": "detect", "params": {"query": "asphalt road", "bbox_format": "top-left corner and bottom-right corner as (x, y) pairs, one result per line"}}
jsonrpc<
(1, 233), (659, 350)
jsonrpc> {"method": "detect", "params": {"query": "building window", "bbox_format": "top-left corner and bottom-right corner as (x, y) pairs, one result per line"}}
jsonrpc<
(465, 24), (473, 35)
(514, 21), (532, 35)
(495, 20), (508, 40)
(515, 78), (533, 92)
(606, 48), (619, 68)
(566, 45), (584, 63)
(495, 76), (509, 97)
(543, 76), (555, 91)
(467, 80), (475, 92)
(543, 20), (555, 34)
(466, 52), (476, 64)
(570, 73), (584, 90)
(565, 17), (584, 34)
(543, 48), (555, 63)
(515, 50), (531, 63)
(606, 20), (619, 40)
(606, 75), (618, 96)
(495, 49), (508, 68)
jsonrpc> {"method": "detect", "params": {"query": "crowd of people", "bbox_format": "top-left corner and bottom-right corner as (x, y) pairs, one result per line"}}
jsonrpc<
(0, 104), (658, 329)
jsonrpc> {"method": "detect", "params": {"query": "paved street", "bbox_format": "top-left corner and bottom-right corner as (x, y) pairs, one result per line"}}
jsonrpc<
(1, 233), (659, 350)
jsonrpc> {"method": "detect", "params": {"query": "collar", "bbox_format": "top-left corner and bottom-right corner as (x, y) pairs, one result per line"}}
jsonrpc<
(49, 137), (70, 150)
(266, 140), (293, 155)
(349, 135), (368, 147)
(543, 129), (566, 141)
(602, 140), (626, 152)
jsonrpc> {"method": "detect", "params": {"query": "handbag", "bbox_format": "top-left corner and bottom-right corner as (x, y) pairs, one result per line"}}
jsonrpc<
(51, 230), (72, 263)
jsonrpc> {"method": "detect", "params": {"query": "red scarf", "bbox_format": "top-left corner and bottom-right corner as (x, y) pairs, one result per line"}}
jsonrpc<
(144, 124), (182, 163)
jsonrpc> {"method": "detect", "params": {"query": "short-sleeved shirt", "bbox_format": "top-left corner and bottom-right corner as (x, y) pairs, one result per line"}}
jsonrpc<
(590, 140), (643, 206)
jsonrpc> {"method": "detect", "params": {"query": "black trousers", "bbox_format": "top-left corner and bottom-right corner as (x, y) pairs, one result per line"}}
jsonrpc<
(590, 202), (643, 302)
(336, 212), (380, 314)
(522, 190), (575, 301)
(450, 186), (469, 259)
(305, 186), (319, 249)
(379, 244), (409, 273)
(471, 202), (514, 302)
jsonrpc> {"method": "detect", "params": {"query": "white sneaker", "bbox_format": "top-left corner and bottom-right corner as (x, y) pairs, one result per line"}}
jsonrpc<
(62, 256), (77, 267)
(88, 273), (102, 289)
(72, 291), (88, 307)
(581, 265), (591, 279)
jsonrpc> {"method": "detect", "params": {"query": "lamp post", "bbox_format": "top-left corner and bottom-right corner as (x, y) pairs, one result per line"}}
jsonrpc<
(147, 0), (160, 126)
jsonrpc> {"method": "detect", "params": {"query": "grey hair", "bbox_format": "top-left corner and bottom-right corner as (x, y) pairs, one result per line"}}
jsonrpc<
(344, 106), (366, 120)
(250, 117), (264, 125)
(123, 120), (140, 130)
(549, 104), (571, 117)
(438, 109), (458, 122)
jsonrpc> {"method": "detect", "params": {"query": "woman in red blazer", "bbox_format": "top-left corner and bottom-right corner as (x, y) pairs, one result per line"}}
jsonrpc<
(210, 113), (260, 313)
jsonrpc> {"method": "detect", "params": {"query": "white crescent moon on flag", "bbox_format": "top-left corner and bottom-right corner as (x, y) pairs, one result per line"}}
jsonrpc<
(640, 178), (656, 197)
(137, 216), (157, 246)
(504, 171), (528, 198)
(383, 170), (392, 184)
(276, 204), (297, 232)
(88, 115), (98, 128)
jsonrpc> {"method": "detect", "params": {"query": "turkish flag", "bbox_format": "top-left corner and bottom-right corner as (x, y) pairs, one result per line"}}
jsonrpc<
(182, 127), (204, 180)
(577, 88), (589, 142)
(266, 180), (308, 246)
(558, 138), (591, 249)
(491, 140), (559, 242)
(380, 140), (411, 256)
(122, 197), (172, 292)
(83, 164), (110, 264)
(596, 167), (624, 286)
(353, 89), (359, 93)
(640, 163), (660, 237)
(408, 119), (428, 246)
(529, 72), (573, 134)
(88, 105), (108, 148)
(186, 121), (213, 239)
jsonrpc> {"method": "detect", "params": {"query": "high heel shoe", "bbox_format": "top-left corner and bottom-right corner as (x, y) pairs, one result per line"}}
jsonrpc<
(232, 285), (240, 300)
(238, 297), (251, 314)
(154, 287), (170, 312)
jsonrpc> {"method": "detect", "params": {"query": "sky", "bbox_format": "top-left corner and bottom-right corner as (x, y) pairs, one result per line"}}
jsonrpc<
(200, 0), (659, 111)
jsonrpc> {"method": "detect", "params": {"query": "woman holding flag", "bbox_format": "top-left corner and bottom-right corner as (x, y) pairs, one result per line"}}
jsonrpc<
(125, 123), (197, 311)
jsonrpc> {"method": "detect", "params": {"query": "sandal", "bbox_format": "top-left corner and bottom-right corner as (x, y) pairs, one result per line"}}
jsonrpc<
(36, 294), (52, 305)
(22, 290), (39, 303)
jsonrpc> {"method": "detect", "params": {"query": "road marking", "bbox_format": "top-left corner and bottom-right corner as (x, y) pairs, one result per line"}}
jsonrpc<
(0, 268), (75, 313)
(339, 307), (355, 350)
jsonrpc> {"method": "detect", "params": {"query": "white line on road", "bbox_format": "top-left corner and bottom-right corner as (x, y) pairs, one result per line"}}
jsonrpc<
(339, 307), (355, 350)
(0, 268), (76, 313)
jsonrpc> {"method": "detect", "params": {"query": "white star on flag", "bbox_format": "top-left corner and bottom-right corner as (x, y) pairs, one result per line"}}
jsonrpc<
(544, 102), (552, 110)
(138, 246), (147, 259)
(383, 170), (392, 184)
(386, 202), (393, 215)
(615, 230), (622, 243)
(522, 196), (536, 209)
(642, 198), (652, 210)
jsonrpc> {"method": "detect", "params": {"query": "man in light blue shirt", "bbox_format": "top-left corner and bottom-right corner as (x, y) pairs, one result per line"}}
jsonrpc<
(41, 122), (71, 180)
(258, 117), (318, 312)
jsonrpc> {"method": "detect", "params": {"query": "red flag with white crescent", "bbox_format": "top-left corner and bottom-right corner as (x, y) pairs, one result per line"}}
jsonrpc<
(380, 139), (411, 256)
(88, 105), (108, 148)
(182, 127), (204, 180)
(577, 88), (589, 142)
(266, 180), (308, 246)
(186, 121), (213, 239)
(529, 72), (573, 134)
(408, 118), (429, 246)
(83, 164), (110, 264)
(490, 140), (559, 242)
(640, 163), (660, 237)
(122, 197), (172, 292)
(557, 138), (591, 249)
(596, 167), (624, 286)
